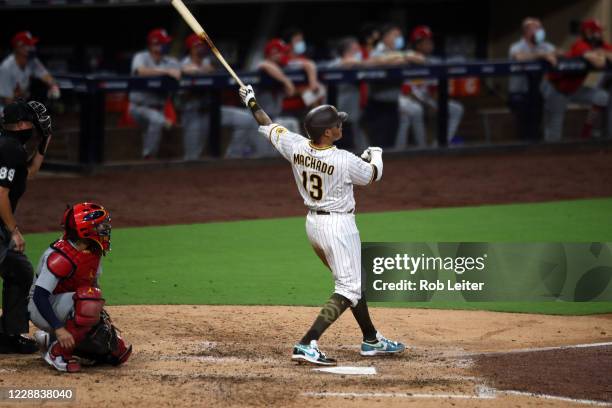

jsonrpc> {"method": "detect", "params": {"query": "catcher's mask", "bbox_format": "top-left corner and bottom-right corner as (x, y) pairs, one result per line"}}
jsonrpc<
(62, 202), (112, 254)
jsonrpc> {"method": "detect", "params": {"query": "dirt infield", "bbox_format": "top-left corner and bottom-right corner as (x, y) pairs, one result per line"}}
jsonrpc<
(0, 306), (609, 407)
(19, 146), (612, 233)
(475, 344), (612, 402)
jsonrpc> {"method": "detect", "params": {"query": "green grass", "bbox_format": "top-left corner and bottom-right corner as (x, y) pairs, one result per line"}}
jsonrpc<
(18, 198), (612, 315)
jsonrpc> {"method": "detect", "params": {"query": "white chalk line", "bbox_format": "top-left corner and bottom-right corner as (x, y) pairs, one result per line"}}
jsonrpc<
(461, 341), (612, 357)
(302, 388), (612, 406)
(499, 390), (612, 407)
(302, 391), (495, 400)
(159, 354), (280, 364)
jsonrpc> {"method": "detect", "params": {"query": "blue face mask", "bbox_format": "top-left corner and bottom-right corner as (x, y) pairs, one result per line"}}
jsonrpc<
(534, 28), (546, 44)
(394, 36), (405, 50)
(352, 51), (363, 62)
(161, 44), (170, 55)
(293, 40), (306, 55)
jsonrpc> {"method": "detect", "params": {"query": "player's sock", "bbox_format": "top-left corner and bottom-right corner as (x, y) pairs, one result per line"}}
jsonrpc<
(350, 293), (378, 343)
(300, 293), (351, 345)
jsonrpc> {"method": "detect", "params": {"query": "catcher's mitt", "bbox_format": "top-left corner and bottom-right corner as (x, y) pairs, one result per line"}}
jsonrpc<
(74, 309), (132, 366)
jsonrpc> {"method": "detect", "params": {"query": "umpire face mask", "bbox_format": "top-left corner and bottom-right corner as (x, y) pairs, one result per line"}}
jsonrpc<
(4, 128), (34, 145)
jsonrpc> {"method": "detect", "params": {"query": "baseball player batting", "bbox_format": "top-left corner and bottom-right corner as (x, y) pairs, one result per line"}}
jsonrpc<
(239, 85), (405, 366)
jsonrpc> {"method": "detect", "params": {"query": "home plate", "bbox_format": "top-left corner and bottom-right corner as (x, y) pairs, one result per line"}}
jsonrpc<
(313, 366), (377, 375)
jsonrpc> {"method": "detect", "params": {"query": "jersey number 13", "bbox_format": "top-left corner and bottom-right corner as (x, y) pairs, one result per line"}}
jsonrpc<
(301, 171), (323, 200)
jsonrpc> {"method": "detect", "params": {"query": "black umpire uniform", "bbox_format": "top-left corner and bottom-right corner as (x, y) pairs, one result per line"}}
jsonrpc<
(0, 100), (50, 354)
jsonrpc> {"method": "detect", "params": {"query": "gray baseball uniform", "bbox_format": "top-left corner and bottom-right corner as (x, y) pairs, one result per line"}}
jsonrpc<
(541, 80), (609, 141)
(0, 54), (49, 102)
(328, 58), (367, 151)
(28, 246), (103, 332)
(180, 57), (270, 160)
(397, 56), (464, 148)
(129, 51), (180, 158)
(508, 38), (555, 94)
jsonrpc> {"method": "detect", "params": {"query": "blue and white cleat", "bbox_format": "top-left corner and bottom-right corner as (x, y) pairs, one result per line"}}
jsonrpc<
(292, 340), (337, 366)
(360, 332), (406, 356)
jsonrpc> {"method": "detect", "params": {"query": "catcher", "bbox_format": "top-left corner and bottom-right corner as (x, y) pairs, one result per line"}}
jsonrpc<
(28, 202), (132, 373)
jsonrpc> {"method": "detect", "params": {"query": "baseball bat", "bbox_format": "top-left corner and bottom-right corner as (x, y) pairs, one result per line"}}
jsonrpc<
(171, 0), (245, 88)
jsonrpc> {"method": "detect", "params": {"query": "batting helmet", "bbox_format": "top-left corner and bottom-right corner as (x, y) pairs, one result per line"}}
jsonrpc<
(62, 202), (112, 254)
(304, 105), (348, 141)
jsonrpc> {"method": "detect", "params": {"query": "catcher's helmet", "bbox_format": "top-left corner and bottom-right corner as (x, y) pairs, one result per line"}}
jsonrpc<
(303, 105), (348, 141)
(62, 202), (112, 254)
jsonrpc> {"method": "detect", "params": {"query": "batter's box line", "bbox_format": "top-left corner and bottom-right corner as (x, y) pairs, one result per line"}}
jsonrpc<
(301, 388), (612, 406)
(498, 390), (612, 407)
(301, 391), (496, 400)
(458, 341), (612, 357)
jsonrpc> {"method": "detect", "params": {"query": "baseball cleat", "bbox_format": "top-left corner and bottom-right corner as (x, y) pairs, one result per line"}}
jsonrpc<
(44, 341), (81, 373)
(291, 340), (337, 366)
(34, 330), (50, 352)
(360, 332), (406, 356)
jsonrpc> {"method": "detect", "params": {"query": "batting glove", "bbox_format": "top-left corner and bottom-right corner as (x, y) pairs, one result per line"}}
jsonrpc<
(360, 148), (372, 162)
(239, 85), (256, 108)
(361, 147), (382, 162)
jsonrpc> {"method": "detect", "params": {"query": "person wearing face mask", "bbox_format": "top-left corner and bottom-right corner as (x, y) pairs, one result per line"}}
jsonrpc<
(254, 38), (308, 139)
(0, 100), (51, 354)
(367, 23), (426, 146)
(129, 28), (181, 159)
(0, 32), (61, 109)
(283, 28), (308, 57)
(281, 28), (326, 107)
(543, 19), (612, 141)
(508, 17), (558, 141)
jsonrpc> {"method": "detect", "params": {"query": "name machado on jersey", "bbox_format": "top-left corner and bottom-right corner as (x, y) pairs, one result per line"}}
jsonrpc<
(293, 153), (335, 175)
(259, 123), (377, 213)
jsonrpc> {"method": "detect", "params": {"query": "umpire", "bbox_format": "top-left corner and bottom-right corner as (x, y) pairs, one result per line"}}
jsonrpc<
(0, 100), (51, 353)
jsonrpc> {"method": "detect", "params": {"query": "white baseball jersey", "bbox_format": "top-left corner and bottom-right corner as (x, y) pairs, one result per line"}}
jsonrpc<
(258, 123), (376, 213)
(0, 54), (49, 100)
(259, 123), (378, 305)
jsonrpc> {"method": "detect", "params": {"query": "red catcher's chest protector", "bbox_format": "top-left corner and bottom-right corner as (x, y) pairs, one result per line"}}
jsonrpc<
(47, 240), (101, 295)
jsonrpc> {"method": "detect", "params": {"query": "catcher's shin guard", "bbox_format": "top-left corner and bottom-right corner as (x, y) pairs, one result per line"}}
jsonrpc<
(66, 287), (105, 344)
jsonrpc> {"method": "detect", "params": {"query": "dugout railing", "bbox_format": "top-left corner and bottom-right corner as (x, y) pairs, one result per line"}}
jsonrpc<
(50, 58), (606, 169)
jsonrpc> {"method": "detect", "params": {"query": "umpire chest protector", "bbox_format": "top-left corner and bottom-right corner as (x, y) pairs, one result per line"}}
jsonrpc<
(0, 133), (28, 214)
(47, 240), (101, 294)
